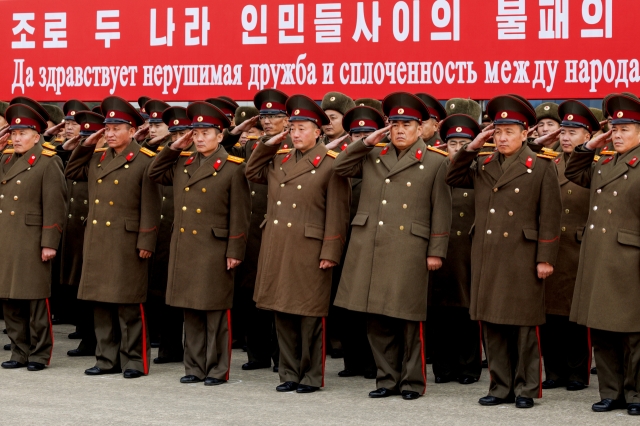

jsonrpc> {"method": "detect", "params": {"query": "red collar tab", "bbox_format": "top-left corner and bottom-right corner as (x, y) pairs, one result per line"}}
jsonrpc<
(185, 156), (195, 166)
(340, 142), (348, 151)
(629, 156), (638, 166)
(484, 154), (494, 164)
(100, 151), (107, 163)
(214, 158), (223, 170)
(525, 156), (533, 169)
(380, 145), (389, 155)
(602, 156), (613, 164)
(126, 152), (135, 162)
(252, 142), (258, 150)
(282, 153), (291, 164)
(28, 154), (37, 166)
(415, 148), (423, 160)
(554, 157), (561, 164)
(312, 155), (322, 167)
(4, 155), (12, 164)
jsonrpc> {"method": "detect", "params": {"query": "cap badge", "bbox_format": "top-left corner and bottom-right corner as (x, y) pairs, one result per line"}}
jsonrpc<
(617, 111), (624, 118)
(84, 123), (90, 129)
(173, 120), (179, 125)
(567, 115), (574, 121)
(197, 116), (204, 122)
(358, 120), (365, 127)
(450, 104), (455, 109)
(70, 111), (76, 116)
(456, 127), (462, 132)
(109, 111), (115, 118)
(294, 109), (300, 116)
(544, 106), (550, 111)
(266, 102), (273, 108)
(501, 112), (508, 118)
(15, 118), (21, 124)
(360, 103), (365, 106)
(141, 108), (146, 113)
(152, 112), (158, 118)
(398, 108), (405, 115)
(330, 96), (336, 102)
(241, 112), (246, 117)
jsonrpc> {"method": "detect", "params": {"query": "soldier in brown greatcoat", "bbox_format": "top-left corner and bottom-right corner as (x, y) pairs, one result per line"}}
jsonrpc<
(246, 95), (351, 393)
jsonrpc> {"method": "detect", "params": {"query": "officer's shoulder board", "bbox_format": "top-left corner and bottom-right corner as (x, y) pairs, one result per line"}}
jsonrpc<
(94, 147), (107, 153)
(180, 151), (193, 157)
(277, 149), (291, 155)
(600, 150), (616, 156)
(427, 146), (448, 156)
(536, 154), (555, 160)
(233, 142), (242, 148)
(227, 155), (244, 164)
(541, 148), (560, 157)
(375, 143), (387, 147)
(326, 150), (339, 159)
(2, 149), (15, 155)
(156, 146), (164, 152)
(483, 142), (496, 148)
(42, 142), (57, 150)
(140, 147), (156, 157)
(41, 149), (57, 157)
(478, 152), (493, 156)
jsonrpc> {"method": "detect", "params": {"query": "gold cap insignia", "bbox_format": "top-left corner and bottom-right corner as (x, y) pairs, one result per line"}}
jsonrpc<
(544, 106), (550, 111)
(501, 112), (508, 118)
(567, 115), (574, 121)
(358, 120), (365, 126)
(450, 104), (455, 109)
(84, 123), (90, 129)
(330, 96), (336, 101)
(152, 112), (158, 118)
(398, 108), (405, 115)
(617, 111), (624, 118)
(241, 111), (246, 117)
(197, 116), (204, 122)
(456, 127), (463, 132)
(266, 102), (272, 108)
(70, 111), (76, 116)
(109, 111), (115, 117)
(294, 109), (300, 115)
(15, 118), (21, 124)
(173, 120), (179, 125)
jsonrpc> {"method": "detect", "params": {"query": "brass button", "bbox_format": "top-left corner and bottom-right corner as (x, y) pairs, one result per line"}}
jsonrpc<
(68, 214), (72, 218)
(593, 206), (598, 211)
(602, 228), (606, 233)
(95, 199), (99, 204)
(80, 216), (84, 220)
(376, 159), (380, 163)
(292, 204), (297, 208)
(400, 226), (404, 230)
(160, 215), (164, 219)
(596, 189), (601, 194)
(382, 200), (387, 205)
(281, 184), (285, 187)
(311, 170), (316, 174)
(274, 220), (278, 224)
(608, 209), (612, 214)
(182, 206), (187, 211)
(460, 212), (464, 217)
(213, 172), (217, 176)
(92, 220), (97, 225)
(202, 188), (206, 193)
(406, 182), (411, 187)
(192, 230), (197, 235)
(10, 211), (15, 216)
(590, 224), (594, 229)
(403, 204), (407, 209)
(124, 165), (129, 169)
(251, 191), (255, 196)
(514, 188), (520, 193)
(503, 232), (508, 237)
(297, 185), (302, 190)
(493, 188), (498, 193)
(613, 191), (618, 196)
(97, 179), (102, 183)
(114, 180), (119, 185)
(106, 221), (111, 227)
(287, 223), (292, 227)
(196, 209), (201, 214)
(561, 227), (566, 232)
(180, 228), (184, 233)
(109, 201), (114, 206)
(508, 211), (513, 216)
(565, 209), (570, 214)
(0, 195), (3, 199)
(379, 221), (384, 226)
(568, 190), (572, 195)
(163, 197), (166, 201)
(277, 201), (281, 205)
(490, 209), (495, 214)
(13, 196), (18, 200)
(487, 230), (492, 235)
(70, 198), (74, 202)
(456, 231), (462, 236)
(84, 200), (88, 204)
(184, 169), (188, 173)
(419, 165), (424, 170)
(185, 187), (190, 192)
(385, 179), (390, 184)
(463, 192), (468, 197)
(73, 181), (77, 185)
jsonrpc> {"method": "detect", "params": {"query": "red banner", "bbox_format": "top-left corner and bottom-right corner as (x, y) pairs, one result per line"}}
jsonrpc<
(1, 0), (639, 101)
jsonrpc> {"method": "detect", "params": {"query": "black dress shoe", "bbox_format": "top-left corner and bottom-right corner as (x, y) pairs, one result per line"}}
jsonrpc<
(273, 366), (279, 373)
(2, 329), (6, 334)
(566, 381), (587, 391)
(591, 367), (597, 375)
(180, 375), (202, 384)
(296, 384), (319, 393)
(338, 369), (361, 377)
(153, 356), (183, 364)
(369, 388), (399, 398)
(123, 369), (144, 379)
(1, 360), (26, 369)
(435, 376), (452, 383)
(515, 396), (534, 408)
(68, 332), (81, 340)
(241, 361), (271, 370)
(364, 370), (377, 380)
(84, 366), (122, 375)
(401, 390), (420, 400)
(592, 398), (627, 412)
(482, 359), (488, 369)
(67, 348), (94, 357)
(204, 377), (226, 386)
(276, 381), (298, 392)
(458, 375), (476, 385)
(3, 344), (10, 351)
(478, 395), (513, 406)
(542, 379), (565, 389)
(27, 362), (45, 371)
(628, 403), (640, 415)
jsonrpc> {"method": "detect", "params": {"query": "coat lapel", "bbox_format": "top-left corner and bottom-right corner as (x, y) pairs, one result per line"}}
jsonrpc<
(185, 146), (228, 186)
(98, 140), (139, 179)
(387, 140), (425, 177)
(281, 144), (325, 183)
(3, 143), (42, 182)
(378, 143), (397, 172)
(555, 154), (570, 186)
(597, 155), (631, 189)
(482, 154), (502, 183)
(495, 146), (534, 189)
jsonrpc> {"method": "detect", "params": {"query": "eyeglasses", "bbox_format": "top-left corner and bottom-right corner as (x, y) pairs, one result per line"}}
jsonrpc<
(259, 115), (287, 121)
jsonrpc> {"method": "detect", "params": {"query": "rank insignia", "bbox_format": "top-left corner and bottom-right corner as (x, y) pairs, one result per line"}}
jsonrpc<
(380, 145), (389, 155)
(28, 154), (36, 166)
(282, 153), (292, 164)
(126, 152), (135, 162)
(603, 157), (613, 165)
(185, 156), (195, 165)
(484, 154), (494, 165)
(100, 151), (107, 163)
(415, 149), (423, 161)
(525, 156), (533, 169)
(341, 142), (348, 151)
(629, 157), (638, 166)
(312, 155), (322, 167)
(214, 159), (223, 170)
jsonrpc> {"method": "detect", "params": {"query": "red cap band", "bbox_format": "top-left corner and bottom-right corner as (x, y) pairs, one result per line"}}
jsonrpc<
(80, 122), (104, 132)
(562, 114), (592, 131)
(446, 126), (474, 139)
(105, 110), (135, 125)
(612, 109), (640, 123)
(290, 108), (322, 126)
(349, 119), (379, 131)
(494, 110), (529, 126)
(389, 107), (421, 120)
(427, 107), (441, 121)
(191, 114), (225, 129)
(169, 118), (192, 128)
(11, 116), (42, 132)
(260, 101), (286, 113)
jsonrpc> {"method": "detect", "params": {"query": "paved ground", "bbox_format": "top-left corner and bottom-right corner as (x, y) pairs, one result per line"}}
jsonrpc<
(0, 321), (636, 425)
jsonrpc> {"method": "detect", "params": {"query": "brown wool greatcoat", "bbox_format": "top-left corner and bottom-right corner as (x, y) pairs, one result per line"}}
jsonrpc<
(446, 144), (562, 326)
(544, 153), (590, 316)
(148, 146), (251, 311)
(65, 141), (162, 304)
(333, 139), (452, 322)
(245, 142), (351, 317)
(0, 143), (67, 299)
(565, 144), (640, 333)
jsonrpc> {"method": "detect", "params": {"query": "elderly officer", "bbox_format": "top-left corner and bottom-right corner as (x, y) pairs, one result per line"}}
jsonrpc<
(540, 101), (601, 393)
(0, 104), (66, 371)
(430, 111), (482, 385)
(565, 94), (640, 416)
(415, 93), (446, 146)
(149, 102), (250, 386)
(446, 95), (562, 408)
(334, 92), (452, 400)
(246, 94), (351, 394)
(65, 96), (162, 379)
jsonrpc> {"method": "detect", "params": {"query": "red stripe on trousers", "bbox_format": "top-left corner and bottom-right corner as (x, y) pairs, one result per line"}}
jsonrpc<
(419, 321), (427, 395)
(140, 304), (149, 375)
(535, 325), (543, 398)
(45, 299), (54, 366)
(321, 317), (326, 388)
(587, 328), (592, 386)
(226, 309), (233, 381)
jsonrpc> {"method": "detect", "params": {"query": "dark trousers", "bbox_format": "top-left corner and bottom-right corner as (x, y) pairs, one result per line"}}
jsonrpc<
(540, 314), (591, 385)
(367, 314), (426, 394)
(156, 304), (184, 360)
(3, 299), (53, 365)
(75, 299), (96, 353)
(93, 302), (150, 374)
(591, 329), (640, 403)
(183, 309), (231, 380)
(336, 307), (375, 374)
(275, 312), (325, 387)
(246, 299), (279, 366)
(431, 306), (482, 380)
(483, 322), (542, 399)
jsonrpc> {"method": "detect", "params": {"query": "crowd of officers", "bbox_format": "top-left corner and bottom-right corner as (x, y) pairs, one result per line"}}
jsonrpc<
(0, 87), (639, 415)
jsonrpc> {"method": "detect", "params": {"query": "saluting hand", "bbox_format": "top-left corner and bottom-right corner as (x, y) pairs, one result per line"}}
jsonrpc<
(41, 248), (56, 262)
(363, 125), (392, 147)
(532, 128), (562, 148)
(230, 116), (260, 136)
(585, 129), (613, 151)
(0, 124), (10, 139)
(466, 123), (495, 151)
(527, 124), (539, 138)
(170, 130), (193, 151)
(227, 258), (242, 270)
(324, 133), (350, 151)
(0, 133), (10, 152)
(43, 121), (65, 137)
(147, 134), (167, 147)
(537, 263), (554, 280)
(427, 256), (443, 271)
(62, 135), (81, 151)
(134, 124), (149, 142)
(319, 259), (337, 269)
(264, 129), (290, 146)
(82, 128), (106, 147)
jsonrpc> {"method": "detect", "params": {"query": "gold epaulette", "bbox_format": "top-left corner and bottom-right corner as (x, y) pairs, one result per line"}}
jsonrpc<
(541, 148), (560, 157)
(233, 143), (241, 147)
(94, 148), (107, 153)
(277, 149), (292, 154)
(41, 149), (56, 157)
(180, 151), (193, 157)
(593, 155), (601, 162)
(227, 155), (244, 164)
(483, 143), (496, 147)
(537, 154), (555, 160)
(140, 147), (156, 157)
(600, 150), (616, 155)
(246, 136), (260, 141)
(375, 143), (387, 147)
(427, 146), (448, 156)
(3, 149), (15, 155)
(156, 146), (164, 151)
(326, 150), (339, 159)
(478, 152), (493, 156)
(42, 142), (57, 150)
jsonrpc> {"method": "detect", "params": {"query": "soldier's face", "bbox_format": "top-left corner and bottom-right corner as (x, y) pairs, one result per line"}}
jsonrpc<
(290, 121), (321, 153)
(240, 127), (263, 146)
(537, 119), (560, 137)
(560, 127), (590, 154)
(105, 124), (135, 152)
(446, 138), (470, 156)
(65, 120), (81, 139)
(494, 124), (527, 157)
(421, 118), (439, 141)
(170, 129), (190, 142)
(390, 120), (422, 150)
(259, 114), (289, 136)
(193, 127), (223, 157)
(611, 123), (640, 154)
(149, 122), (169, 139)
(322, 110), (345, 139)
(351, 131), (373, 140)
(10, 128), (39, 154)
